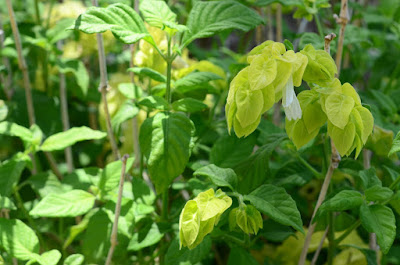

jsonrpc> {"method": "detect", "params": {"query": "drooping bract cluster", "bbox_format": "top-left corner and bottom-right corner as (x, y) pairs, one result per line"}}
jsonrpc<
(229, 204), (263, 235)
(226, 41), (308, 137)
(179, 189), (232, 249)
(226, 42), (374, 157)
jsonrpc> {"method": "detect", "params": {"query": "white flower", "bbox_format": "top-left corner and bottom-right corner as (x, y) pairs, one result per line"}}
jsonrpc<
(282, 76), (302, 121)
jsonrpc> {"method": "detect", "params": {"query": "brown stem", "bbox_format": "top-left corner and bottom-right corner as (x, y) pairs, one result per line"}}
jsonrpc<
(311, 226), (329, 265)
(6, 0), (36, 125)
(363, 149), (380, 265)
(334, 0), (349, 77)
(57, 41), (74, 173)
(256, 8), (264, 45)
(276, 4), (282, 42)
(105, 154), (129, 265)
(298, 34), (340, 265)
(44, 151), (63, 180)
(0, 15), (13, 100)
(129, 43), (141, 169)
(266, 6), (274, 40)
(92, 0), (120, 161)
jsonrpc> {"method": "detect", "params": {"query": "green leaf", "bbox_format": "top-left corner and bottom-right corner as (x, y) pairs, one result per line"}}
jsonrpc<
(210, 134), (256, 168)
(118, 83), (143, 99)
(389, 131), (400, 157)
(360, 204), (395, 254)
(30, 190), (96, 218)
(140, 112), (194, 192)
(0, 121), (33, 143)
(245, 184), (303, 232)
(175, 72), (222, 90)
(325, 93), (355, 129)
(98, 157), (135, 198)
(128, 222), (163, 251)
(172, 98), (208, 113)
(111, 101), (139, 134)
(0, 195), (16, 210)
(29, 250), (62, 265)
(138, 96), (170, 111)
(69, 3), (154, 45)
(317, 190), (363, 215)
(127, 67), (167, 83)
(0, 219), (39, 260)
(365, 185), (393, 202)
(194, 164), (238, 191)
(182, 1), (263, 47)
(40, 126), (107, 151)
(165, 237), (211, 265)
(260, 220), (295, 242)
(57, 59), (89, 97)
(0, 158), (26, 196)
(139, 0), (187, 32)
(64, 254), (84, 265)
(359, 168), (382, 190)
(227, 247), (259, 265)
(284, 39), (294, 51)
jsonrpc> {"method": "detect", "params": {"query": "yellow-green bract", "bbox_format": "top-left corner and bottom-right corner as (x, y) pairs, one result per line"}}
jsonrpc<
(229, 204), (263, 235)
(179, 189), (232, 249)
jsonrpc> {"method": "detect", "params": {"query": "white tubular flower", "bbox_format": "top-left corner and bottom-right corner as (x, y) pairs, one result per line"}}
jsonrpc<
(282, 76), (302, 121)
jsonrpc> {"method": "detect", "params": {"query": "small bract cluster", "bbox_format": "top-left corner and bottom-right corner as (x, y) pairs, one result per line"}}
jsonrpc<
(226, 41), (373, 157)
(229, 204), (263, 235)
(179, 189), (232, 249)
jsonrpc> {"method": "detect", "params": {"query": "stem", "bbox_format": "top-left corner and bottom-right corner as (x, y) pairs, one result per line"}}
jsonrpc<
(128, 43), (141, 170)
(44, 151), (63, 180)
(6, 0), (36, 125)
(363, 149), (380, 265)
(298, 35), (340, 265)
(34, 0), (41, 26)
(0, 15), (13, 100)
(327, 212), (335, 265)
(92, 0), (120, 161)
(105, 154), (129, 265)
(334, 0), (349, 77)
(276, 3), (282, 42)
(159, 191), (169, 265)
(311, 226), (329, 265)
(334, 220), (361, 245)
(314, 14), (324, 38)
(165, 39), (173, 105)
(256, 7), (264, 45)
(57, 41), (74, 173)
(266, 6), (274, 40)
(295, 153), (322, 179)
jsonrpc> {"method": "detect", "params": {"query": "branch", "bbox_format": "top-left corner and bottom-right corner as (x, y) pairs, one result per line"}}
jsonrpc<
(311, 226), (329, 265)
(298, 33), (339, 265)
(105, 154), (129, 265)
(57, 41), (74, 173)
(91, 0), (120, 161)
(0, 15), (13, 100)
(363, 149), (380, 265)
(334, 0), (349, 77)
(6, 0), (36, 126)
